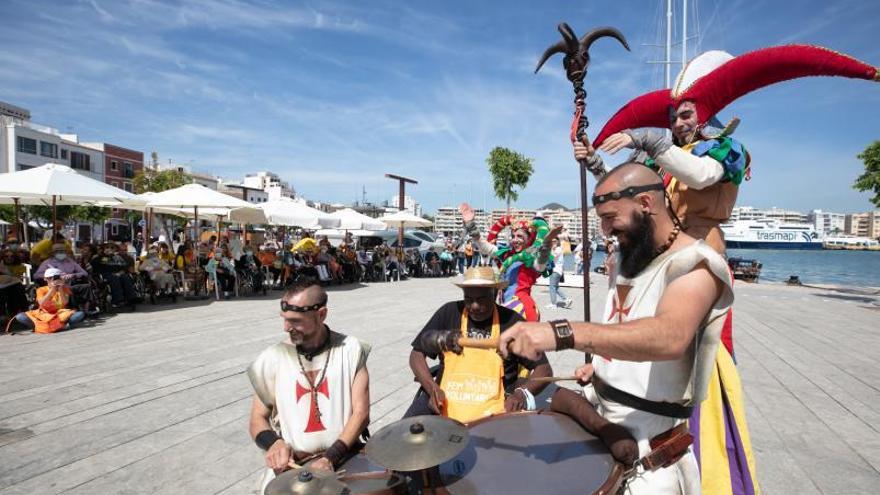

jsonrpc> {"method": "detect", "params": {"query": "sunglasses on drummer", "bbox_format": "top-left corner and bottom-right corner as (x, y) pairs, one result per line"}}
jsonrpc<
(280, 300), (326, 313)
(592, 183), (665, 205)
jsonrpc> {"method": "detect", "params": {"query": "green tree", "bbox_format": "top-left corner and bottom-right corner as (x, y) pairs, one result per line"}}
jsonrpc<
(854, 141), (880, 208)
(486, 146), (534, 212)
(133, 167), (192, 194)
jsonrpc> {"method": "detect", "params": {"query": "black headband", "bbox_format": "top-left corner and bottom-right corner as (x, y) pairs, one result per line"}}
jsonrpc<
(281, 300), (326, 313)
(592, 183), (666, 205)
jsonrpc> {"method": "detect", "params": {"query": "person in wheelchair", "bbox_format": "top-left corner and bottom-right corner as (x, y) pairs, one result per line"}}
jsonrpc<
(92, 242), (139, 308)
(424, 247), (441, 277)
(0, 250), (29, 326)
(257, 246), (282, 288)
(140, 248), (177, 294)
(236, 246), (266, 295)
(406, 248), (423, 278)
(34, 243), (96, 312)
(176, 241), (206, 297)
(206, 247), (236, 298)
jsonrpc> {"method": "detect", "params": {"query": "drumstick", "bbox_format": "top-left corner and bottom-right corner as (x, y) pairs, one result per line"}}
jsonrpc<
(529, 375), (579, 383)
(458, 337), (498, 349)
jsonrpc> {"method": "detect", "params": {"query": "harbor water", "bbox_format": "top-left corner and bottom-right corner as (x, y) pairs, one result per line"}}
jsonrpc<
(566, 249), (880, 288)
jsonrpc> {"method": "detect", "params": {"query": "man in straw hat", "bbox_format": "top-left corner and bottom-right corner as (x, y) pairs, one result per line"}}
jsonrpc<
(403, 266), (552, 423)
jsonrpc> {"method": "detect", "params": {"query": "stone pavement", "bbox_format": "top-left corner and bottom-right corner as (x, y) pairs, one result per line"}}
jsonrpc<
(0, 276), (877, 494)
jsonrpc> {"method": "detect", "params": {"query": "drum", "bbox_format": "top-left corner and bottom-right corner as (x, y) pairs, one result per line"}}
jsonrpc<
(339, 452), (407, 494)
(436, 410), (624, 495)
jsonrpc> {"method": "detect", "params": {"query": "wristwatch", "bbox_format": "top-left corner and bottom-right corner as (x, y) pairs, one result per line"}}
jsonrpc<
(549, 319), (574, 351)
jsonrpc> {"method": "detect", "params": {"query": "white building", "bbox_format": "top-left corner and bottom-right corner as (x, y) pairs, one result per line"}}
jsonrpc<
(1, 113), (103, 182)
(434, 207), (490, 237)
(242, 171), (295, 200)
(154, 162), (219, 189)
(386, 195), (422, 217)
(219, 182), (269, 203)
(809, 209), (846, 235)
(536, 208), (599, 244)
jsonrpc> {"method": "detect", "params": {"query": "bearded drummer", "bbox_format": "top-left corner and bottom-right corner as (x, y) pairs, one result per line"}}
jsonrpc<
(500, 164), (733, 494)
(247, 279), (371, 493)
(404, 266), (552, 423)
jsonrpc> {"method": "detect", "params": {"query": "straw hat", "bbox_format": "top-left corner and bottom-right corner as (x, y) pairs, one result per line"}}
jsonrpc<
(453, 266), (508, 289)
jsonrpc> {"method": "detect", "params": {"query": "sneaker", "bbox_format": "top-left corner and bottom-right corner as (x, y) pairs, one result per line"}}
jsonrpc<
(544, 303), (557, 310)
(564, 299), (573, 309)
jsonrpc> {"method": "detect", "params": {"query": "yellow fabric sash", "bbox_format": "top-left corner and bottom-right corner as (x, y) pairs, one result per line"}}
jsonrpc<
(439, 307), (505, 423)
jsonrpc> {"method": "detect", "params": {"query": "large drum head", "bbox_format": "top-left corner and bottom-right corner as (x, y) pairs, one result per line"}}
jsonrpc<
(437, 411), (621, 495)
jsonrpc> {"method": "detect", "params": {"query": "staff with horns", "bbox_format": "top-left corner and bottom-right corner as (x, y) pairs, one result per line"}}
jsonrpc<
(534, 23), (629, 361)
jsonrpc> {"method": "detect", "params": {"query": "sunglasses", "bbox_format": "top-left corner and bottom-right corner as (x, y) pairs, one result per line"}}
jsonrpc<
(47, 275), (62, 281)
(280, 300), (326, 313)
(592, 183), (666, 205)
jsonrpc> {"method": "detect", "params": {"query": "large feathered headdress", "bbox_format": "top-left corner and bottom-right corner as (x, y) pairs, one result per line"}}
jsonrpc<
(592, 45), (878, 147)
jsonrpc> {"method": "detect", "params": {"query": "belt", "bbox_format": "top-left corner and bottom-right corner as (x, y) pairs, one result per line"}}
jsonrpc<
(592, 374), (693, 419)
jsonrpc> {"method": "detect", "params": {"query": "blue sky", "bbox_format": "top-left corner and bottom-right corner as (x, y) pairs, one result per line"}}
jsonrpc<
(1, 0), (878, 213)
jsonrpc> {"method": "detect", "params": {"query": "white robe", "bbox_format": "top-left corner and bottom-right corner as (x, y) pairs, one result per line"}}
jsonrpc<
(589, 241), (733, 494)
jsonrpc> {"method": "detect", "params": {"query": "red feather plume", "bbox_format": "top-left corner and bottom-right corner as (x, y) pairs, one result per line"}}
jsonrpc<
(592, 45), (878, 148)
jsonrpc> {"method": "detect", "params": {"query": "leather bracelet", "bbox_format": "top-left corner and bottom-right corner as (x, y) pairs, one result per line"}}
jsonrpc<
(322, 439), (349, 468)
(255, 429), (281, 451)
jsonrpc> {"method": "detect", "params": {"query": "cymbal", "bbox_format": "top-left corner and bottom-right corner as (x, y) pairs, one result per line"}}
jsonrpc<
(365, 415), (469, 471)
(264, 467), (349, 495)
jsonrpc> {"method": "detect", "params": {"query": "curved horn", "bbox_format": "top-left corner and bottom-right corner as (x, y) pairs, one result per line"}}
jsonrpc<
(534, 41), (568, 73)
(579, 26), (631, 54)
(558, 22), (580, 53)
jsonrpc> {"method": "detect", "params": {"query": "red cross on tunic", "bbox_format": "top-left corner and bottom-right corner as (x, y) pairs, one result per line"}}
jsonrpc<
(295, 370), (330, 433)
(601, 285), (633, 362)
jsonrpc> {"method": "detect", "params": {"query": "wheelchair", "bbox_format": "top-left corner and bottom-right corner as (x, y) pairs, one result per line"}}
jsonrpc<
(236, 268), (267, 297)
(138, 271), (179, 304)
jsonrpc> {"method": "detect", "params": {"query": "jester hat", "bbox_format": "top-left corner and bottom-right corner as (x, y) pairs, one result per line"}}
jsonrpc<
(592, 45), (879, 147)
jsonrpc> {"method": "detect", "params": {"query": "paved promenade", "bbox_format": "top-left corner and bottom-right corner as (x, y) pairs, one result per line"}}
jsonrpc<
(0, 276), (877, 494)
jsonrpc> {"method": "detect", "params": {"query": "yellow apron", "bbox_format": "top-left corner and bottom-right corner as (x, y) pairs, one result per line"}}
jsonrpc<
(439, 308), (506, 423)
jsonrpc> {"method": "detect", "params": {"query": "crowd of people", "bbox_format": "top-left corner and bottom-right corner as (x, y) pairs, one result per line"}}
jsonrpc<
(0, 229), (496, 335)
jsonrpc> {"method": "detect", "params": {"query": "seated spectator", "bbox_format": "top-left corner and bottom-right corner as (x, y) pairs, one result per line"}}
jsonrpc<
(176, 241), (206, 296)
(406, 249), (423, 278)
(140, 248), (176, 292)
(30, 233), (72, 267)
(92, 243), (139, 308)
(2, 248), (27, 279)
(12, 268), (85, 333)
(78, 244), (98, 273)
(424, 247), (440, 276)
(439, 245), (455, 276)
(205, 248), (236, 298)
(236, 246), (266, 291)
(157, 242), (175, 265)
(385, 249), (401, 279)
(34, 243), (93, 306)
(258, 246), (282, 288)
(0, 252), (28, 324)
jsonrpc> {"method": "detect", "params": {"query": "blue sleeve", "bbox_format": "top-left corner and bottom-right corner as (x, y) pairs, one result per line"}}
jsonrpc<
(691, 137), (749, 185)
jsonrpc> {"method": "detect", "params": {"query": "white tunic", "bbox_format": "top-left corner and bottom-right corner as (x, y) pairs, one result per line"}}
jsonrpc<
(248, 332), (369, 492)
(590, 241), (733, 494)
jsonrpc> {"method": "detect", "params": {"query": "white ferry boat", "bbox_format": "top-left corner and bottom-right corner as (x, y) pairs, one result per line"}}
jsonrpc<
(720, 220), (823, 250)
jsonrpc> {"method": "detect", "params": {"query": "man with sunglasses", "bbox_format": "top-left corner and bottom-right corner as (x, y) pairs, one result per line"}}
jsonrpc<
(499, 164), (734, 494)
(247, 279), (370, 493)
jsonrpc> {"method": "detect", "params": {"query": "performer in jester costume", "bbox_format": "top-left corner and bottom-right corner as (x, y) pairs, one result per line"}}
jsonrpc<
(576, 45), (879, 495)
(457, 202), (554, 322)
